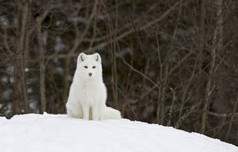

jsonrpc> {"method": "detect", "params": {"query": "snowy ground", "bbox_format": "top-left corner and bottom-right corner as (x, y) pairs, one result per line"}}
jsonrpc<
(0, 113), (237, 152)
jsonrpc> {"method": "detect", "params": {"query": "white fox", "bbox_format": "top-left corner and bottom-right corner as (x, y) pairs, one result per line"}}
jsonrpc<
(66, 53), (121, 120)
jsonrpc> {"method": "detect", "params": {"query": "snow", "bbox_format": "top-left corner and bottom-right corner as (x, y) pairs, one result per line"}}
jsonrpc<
(0, 113), (237, 152)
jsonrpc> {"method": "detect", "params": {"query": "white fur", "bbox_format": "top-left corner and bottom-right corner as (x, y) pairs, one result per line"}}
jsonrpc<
(66, 53), (121, 120)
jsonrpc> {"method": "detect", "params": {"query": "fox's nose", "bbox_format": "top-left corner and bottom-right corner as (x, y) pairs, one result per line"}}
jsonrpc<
(88, 72), (92, 77)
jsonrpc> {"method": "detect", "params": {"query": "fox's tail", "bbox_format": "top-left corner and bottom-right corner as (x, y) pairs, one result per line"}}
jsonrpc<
(103, 107), (121, 119)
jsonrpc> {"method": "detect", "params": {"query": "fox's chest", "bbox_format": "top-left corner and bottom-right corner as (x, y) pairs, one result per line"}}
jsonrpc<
(78, 82), (103, 101)
(83, 86), (100, 97)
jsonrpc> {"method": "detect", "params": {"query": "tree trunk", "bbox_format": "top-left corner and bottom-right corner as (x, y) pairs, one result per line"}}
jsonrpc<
(201, 0), (223, 134)
(196, 0), (206, 104)
(13, 0), (30, 114)
(36, 16), (46, 114)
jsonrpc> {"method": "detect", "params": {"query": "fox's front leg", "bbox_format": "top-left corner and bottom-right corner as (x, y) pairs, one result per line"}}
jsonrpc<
(82, 104), (89, 120)
(92, 102), (99, 120)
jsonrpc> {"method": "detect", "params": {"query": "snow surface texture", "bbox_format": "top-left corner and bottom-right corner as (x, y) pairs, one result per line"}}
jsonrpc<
(0, 113), (237, 152)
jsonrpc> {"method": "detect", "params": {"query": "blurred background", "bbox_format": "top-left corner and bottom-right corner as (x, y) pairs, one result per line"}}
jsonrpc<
(0, 0), (238, 146)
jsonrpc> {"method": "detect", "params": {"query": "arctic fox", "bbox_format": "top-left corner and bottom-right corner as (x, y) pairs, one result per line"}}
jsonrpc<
(66, 53), (121, 120)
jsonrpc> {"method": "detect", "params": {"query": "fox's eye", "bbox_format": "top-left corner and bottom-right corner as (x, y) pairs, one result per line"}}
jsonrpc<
(84, 66), (88, 69)
(92, 66), (96, 69)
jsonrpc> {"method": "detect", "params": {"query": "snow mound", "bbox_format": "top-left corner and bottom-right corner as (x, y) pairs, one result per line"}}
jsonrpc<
(0, 113), (237, 152)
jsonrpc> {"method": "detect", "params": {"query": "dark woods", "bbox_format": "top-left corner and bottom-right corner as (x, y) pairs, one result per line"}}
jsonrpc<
(0, 0), (238, 145)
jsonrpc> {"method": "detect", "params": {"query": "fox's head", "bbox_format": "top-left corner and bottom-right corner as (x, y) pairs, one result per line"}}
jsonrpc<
(76, 53), (102, 79)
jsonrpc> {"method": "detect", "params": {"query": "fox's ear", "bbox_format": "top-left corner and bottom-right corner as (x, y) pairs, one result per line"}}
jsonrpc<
(94, 53), (101, 63)
(78, 53), (87, 63)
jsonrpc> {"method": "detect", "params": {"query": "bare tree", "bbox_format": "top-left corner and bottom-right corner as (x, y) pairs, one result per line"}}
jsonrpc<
(36, 16), (46, 113)
(201, 0), (223, 134)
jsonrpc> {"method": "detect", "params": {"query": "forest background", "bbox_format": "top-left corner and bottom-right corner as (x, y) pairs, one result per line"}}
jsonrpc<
(0, 0), (237, 146)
